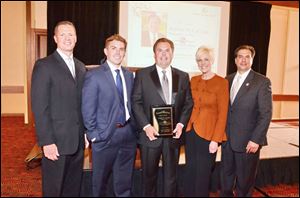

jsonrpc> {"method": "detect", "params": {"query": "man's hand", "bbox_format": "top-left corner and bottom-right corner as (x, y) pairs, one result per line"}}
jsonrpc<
(43, 144), (59, 161)
(246, 140), (259, 153)
(209, 141), (218, 153)
(173, 123), (183, 139)
(144, 125), (159, 141)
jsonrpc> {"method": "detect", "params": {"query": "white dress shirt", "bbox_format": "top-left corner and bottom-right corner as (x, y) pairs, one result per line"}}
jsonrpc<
(231, 68), (251, 97)
(56, 49), (76, 78)
(156, 64), (172, 104)
(107, 60), (130, 121)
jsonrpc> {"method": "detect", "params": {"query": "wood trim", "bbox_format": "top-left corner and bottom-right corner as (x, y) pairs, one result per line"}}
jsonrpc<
(272, 94), (299, 101)
(1, 113), (24, 117)
(127, 67), (140, 73)
(33, 29), (47, 60)
(256, 1), (299, 8)
(272, 118), (299, 122)
(26, 1), (34, 126)
(85, 65), (100, 70)
(1, 86), (24, 93)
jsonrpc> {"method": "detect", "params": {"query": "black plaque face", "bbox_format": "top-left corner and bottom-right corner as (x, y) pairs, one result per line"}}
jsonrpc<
(151, 105), (174, 137)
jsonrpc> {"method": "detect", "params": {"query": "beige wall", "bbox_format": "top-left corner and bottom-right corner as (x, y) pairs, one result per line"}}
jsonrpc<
(267, 6), (299, 119)
(1, 1), (26, 115)
(1, 1), (26, 86)
(31, 1), (47, 29)
(1, 1), (47, 118)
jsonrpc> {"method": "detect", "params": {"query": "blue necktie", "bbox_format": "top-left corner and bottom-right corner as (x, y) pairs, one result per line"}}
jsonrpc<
(115, 69), (126, 125)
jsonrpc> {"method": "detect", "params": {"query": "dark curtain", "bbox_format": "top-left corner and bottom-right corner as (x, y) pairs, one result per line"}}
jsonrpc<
(47, 1), (119, 65)
(227, 1), (271, 75)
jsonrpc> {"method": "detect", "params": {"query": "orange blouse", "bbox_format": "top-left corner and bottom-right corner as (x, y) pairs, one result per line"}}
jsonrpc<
(186, 74), (229, 142)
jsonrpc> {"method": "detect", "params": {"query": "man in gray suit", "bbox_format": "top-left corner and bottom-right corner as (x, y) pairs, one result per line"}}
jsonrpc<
(132, 38), (193, 196)
(220, 45), (273, 197)
(31, 21), (87, 196)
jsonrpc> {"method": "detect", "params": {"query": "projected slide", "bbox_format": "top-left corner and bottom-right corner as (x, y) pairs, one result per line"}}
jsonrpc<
(119, 1), (229, 76)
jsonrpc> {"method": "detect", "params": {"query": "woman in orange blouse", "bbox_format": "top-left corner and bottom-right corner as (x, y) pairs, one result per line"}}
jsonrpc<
(184, 46), (229, 197)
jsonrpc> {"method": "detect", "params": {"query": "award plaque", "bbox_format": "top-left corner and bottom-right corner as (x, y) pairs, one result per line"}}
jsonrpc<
(151, 105), (174, 137)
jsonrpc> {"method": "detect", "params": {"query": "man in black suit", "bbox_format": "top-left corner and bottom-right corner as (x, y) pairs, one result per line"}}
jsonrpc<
(31, 21), (87, 197)
(220, 45), (273, 197)
(132, 38), (193, 196)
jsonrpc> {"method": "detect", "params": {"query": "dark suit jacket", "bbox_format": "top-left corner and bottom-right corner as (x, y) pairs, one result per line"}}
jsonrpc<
(31, 51), (86, 155)
(82, 62), (136, 150)
(132, 65), (193, 148)
(226, 70), (272, 152)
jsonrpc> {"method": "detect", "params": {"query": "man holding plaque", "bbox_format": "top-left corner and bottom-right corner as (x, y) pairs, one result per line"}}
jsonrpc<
(132, 38), (193, 197)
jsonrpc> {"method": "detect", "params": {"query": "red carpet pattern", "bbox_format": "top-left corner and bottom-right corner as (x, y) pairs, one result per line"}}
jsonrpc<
(1, 116), (299, 197)
(1, 117), (42, 197)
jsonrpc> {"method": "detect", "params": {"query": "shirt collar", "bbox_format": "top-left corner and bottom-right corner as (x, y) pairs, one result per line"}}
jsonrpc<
(236, 68), (251, 80)
(107, 60), (123, 74)
(56, 48), (73, 60)
(234, 68), (251, 82)
(156, 64), (171, 74)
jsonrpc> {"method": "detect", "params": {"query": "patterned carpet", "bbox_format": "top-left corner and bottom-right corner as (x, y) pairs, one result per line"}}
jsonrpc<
(1, 116), (42, 197)
(1, 116), (299, 197)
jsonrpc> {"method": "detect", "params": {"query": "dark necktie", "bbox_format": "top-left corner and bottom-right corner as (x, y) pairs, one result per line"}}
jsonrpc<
(115, 69), (126, 124)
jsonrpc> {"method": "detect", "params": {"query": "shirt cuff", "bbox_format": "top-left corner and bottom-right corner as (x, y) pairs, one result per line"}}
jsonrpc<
(143, 124), (151, 131)
(178, 123), (184, 128)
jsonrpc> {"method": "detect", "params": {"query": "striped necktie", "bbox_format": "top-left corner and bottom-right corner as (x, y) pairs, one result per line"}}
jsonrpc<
(162, 70), (169, 104)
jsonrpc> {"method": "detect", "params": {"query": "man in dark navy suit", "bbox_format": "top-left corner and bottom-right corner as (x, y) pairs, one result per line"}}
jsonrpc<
(82, 34), (137, 197)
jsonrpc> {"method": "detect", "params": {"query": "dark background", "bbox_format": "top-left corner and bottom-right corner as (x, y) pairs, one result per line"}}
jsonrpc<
(47, 1), (271, 75)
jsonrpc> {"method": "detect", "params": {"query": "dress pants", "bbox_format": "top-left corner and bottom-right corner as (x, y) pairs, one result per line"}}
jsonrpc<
(42, 146), (84, 197)
(91, 124), (136, 197)
(184, 130), (217, 197)
(220, 142), (260, 197)
(140, 139), (179, 197)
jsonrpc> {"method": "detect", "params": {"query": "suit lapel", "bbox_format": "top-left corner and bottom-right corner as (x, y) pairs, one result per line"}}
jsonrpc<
(228, 73), (235, 89)
(171, 68), (179, 104)
(122, 67), (132, 111)
(73, 58), (84, 83)
(103, 63), (120, 102)
(150, 67), (167, 104)
(54, 51), (76, 82)
(234, 70), (254, 104)
(122, 67), (131, 95)
(74, 58), (80, 82)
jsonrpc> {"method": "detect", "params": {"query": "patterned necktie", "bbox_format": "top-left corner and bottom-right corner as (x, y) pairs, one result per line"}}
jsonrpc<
(230, 75), (241, 104)
(115, 69), (126, 124)
(162, 70), (169, 104)
(67, 57), (76, 79)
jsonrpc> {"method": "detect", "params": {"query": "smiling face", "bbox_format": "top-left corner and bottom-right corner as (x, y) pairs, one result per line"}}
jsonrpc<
(154, 41), (173, 69)
(235, 49), (253, 73)
(196, 52), (213, 74)
(104, 40), (126, 67)
(54, 24), (77, 55)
